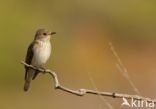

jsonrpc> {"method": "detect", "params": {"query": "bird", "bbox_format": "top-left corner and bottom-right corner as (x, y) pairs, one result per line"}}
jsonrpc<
(24, 28), (56, 91)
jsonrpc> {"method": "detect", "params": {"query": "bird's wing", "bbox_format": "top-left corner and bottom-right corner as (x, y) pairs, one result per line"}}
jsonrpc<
(25, 42), (34, 80)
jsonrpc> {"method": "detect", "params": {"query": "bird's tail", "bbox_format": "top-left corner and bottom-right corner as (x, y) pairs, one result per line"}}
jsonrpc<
(24, 80), (30, 91)
(24, 69), (35, 91)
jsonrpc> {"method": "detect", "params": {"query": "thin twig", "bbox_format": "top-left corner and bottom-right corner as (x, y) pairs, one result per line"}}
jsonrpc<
(87, 72), (114, 109)
(21, 61), (156, 103)
(109, 42), (140, 94)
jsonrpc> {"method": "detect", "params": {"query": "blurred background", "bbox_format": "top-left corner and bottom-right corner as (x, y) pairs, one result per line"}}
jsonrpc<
(0, 0), (156, 109)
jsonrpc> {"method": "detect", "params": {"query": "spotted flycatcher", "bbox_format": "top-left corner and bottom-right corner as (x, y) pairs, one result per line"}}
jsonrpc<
(24, 29), (56, 91)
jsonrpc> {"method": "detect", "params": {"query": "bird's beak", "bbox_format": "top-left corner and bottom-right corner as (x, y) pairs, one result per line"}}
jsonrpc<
(50, 32), (56, 35)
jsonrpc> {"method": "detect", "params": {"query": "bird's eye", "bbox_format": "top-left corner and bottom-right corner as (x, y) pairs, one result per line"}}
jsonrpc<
(43, 33), (47, 35)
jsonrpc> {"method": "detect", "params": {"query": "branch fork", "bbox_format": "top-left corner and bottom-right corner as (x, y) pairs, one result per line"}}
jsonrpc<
(21, 61), (156, 103)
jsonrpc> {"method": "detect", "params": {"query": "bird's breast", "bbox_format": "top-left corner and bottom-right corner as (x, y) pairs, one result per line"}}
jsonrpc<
(32, 41), (51, 66)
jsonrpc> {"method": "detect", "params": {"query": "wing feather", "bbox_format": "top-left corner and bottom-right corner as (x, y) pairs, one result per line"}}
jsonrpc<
(25, 42), (34, 80)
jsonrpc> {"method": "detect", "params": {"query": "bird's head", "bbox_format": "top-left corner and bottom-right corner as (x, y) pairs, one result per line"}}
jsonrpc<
(34, 28), (56, 41)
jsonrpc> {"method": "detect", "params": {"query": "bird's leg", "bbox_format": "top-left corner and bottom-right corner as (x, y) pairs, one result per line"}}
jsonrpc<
(40, 66), (47, 73)
(33, 66), (44, 72)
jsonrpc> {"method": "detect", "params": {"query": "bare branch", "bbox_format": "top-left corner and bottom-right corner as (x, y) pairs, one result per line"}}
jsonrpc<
(109, 42), (140, 94)
(21, 61), (156, 103)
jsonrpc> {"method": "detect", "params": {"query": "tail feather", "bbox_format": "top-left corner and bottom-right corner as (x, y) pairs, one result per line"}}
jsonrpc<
(24, 81), (30, 91)
(24, 69), (35, 91)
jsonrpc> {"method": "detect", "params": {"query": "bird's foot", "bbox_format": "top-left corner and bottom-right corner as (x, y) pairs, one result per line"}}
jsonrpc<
(34, 66), (45, 72)
(40, 67), (47, 73)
